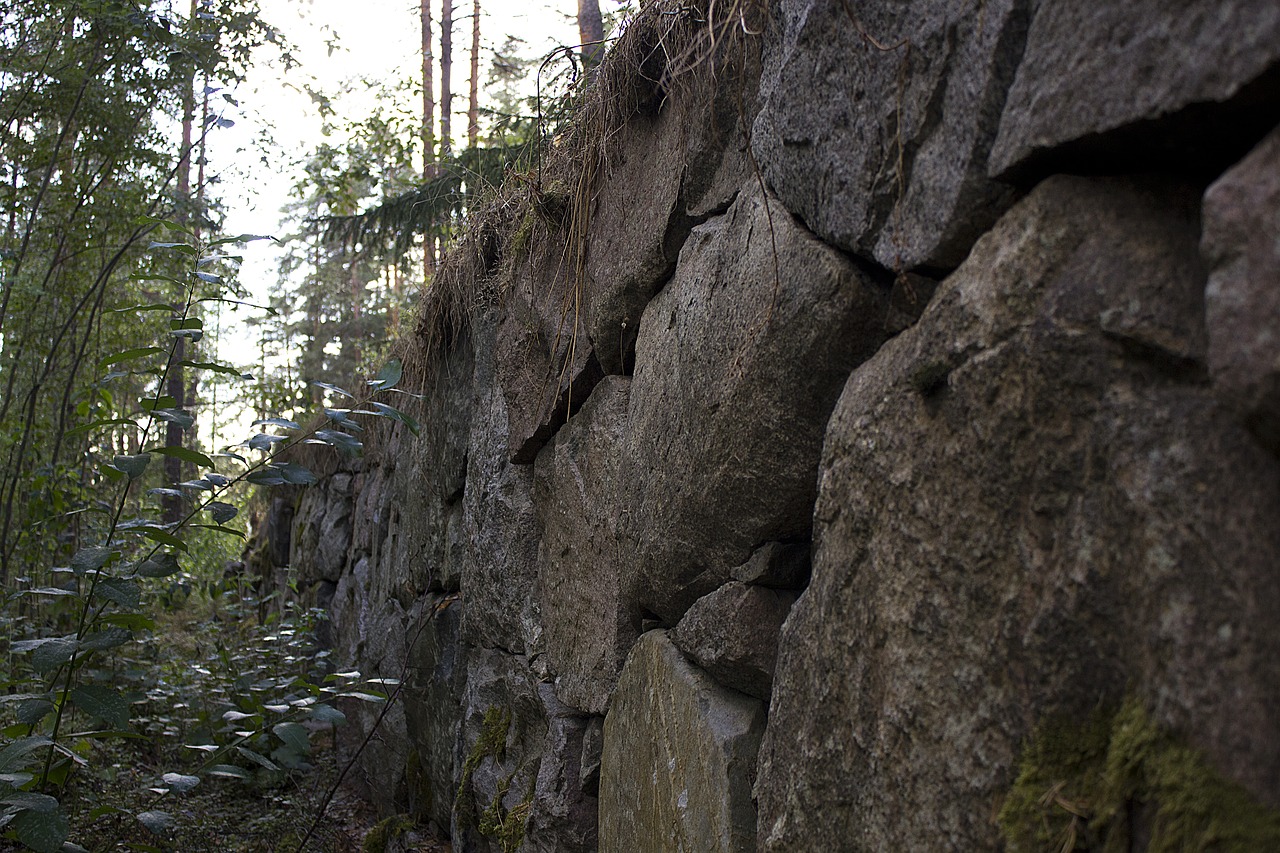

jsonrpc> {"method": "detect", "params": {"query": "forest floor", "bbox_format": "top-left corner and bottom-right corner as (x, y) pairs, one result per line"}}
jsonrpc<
(1, 586), (452, 853)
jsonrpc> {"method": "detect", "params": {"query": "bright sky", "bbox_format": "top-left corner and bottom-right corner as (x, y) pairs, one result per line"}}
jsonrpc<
(196, 0), (584, 446)
(205, 0), (582, 360)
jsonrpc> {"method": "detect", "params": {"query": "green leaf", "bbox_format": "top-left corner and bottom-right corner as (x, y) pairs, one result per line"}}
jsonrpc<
(141, 529), (188, 553)
(70, 547), (115, 573)
(245, 469), (286, 486)
(210, 233), (274, 246)
(152, 408), (195, 429)
(0, 736), (52, 773)
(365, 401), (421, 435)
(98, 613), (155, 631)
(306, 704), (346, 726)
(16, 699), (53, 726)
(251, 417), (300, 430)
(139, 396), (178, 412)
(106, 302), (177, 315)
(147, 240), (196, 254)
(67, 417), (140, 436)
(12, 805), (68, 853)
(310, 429), (362, 456)
(134, 553), (180, 578)
(169, 328), (203, 342)
(189, 524), (245, 539)
(311, 381), (353, 399)
(274, 463), (316, 485)
(79, 627), (133, 651)
(12, 637), (77, 674)
(272, 721), (310, 755)
(148, 446), (215, 469)
(181, 360), (250, 378)
(234, 746), (279, 771)
(135, 810), (175, 835)
(206, 502), (238, 524)
(112, 454), (151, 479)
(169, 317), (203, 331)
(246, 433), (288, 452)
(368, 358), (403, 390)
(94, 578), (141, 609)
(70, 685), (131, 730)
(0, 792), (57, 813)
(99, 347), (164, 369)
(160, 772), (199, 793)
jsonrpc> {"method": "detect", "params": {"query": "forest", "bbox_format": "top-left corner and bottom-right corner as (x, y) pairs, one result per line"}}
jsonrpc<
(0, 0), (610, 849)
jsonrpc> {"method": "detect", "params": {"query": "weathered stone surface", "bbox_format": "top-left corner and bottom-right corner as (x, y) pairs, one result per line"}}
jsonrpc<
(394, 336), (476, 595)
(534, 376), (637, 714)
(599, 631), (765, 853)
(584, 18), (761, 376)
(453, 647), (597, 853)
(1203, 126), (1280, 454)
(729, 541), (809, 590)
(579, 716), (603, 796)
(619, 181), (888, 623)
(403, 595), (466, 831)
(495, 243), (604, 464)
(990, 1), (1280, 178)
(291, 473), (351, 585)
(752, 0), (1030, 269)
(756, 175), (1280, 850)
(670, 581), (796, 701)
(462, 317), (543, 654)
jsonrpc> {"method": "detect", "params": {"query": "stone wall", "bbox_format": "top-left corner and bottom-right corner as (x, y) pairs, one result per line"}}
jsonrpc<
(266, 0), (1280, 849)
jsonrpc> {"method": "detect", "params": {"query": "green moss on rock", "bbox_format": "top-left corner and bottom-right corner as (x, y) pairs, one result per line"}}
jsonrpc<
(454, 705), (513, 829)
(361, 814), (414, 853)
(1000, 696), (1280, 851)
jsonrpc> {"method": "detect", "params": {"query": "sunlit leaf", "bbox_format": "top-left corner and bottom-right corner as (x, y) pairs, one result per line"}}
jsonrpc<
(246, 433), (287, 451)
(365, 401), (420, 435)
(142, 529), (188, 553)
(312, 381), (353, 399)
(139, 396), (178, 412)
(152, 408), (195, 428)
(235, 746), (279, 771)
(147, 240), (196, 253)
(252, 418), (300, 430)
(67, 417), (140, 436)
(205, 473), (230, 486)
(190, 524), (245, 539)
(207, 765), (249, 780)
(161, 772), (200, 793)
(195, 271), (221, 283)
(182, 360), (249, 379)
(106, 302), (177, 315)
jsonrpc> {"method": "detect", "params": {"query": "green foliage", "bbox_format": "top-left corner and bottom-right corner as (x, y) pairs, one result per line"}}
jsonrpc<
(999, 696), (1280, 852)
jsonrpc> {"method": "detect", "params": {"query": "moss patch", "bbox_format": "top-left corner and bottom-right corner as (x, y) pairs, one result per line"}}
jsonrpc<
(999, 696), (1280, 852)
(361, 814), (414, 853)
(454, 705), (513, 830)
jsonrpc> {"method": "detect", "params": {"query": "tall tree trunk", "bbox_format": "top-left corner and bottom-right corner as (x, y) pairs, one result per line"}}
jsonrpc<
(421, 0), (436, 274)
(578, 0), (605, 70)
(440, 0), (453, 156)
(468, 0), (480, 147)
(164, 0), (199, 525)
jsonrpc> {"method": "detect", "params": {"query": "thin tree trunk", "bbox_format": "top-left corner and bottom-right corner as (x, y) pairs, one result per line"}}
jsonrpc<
(421, 0), (436, 274)
(440, 0), (453, 156)
(578, 0), (605, 70)
(468, 0), (480, 147)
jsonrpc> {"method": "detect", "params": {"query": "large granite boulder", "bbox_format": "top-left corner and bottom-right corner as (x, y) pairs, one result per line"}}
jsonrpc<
(403, 595), (466, 831)
(534, 376), (636, 714)
(462, 316), (544, 655)
(752, 0), (1031, 270)
(1202, 126), (1280, 454)
(599, 631), (765, 853)
(669, 581), (796, 701)
(585, 13), (761, 374)
(618, 181), (888, 624)
(990, 1), (1280, 178)
(756, 175), (1280, 850)
(291, 472), (352, 585)
(453, 647), (597, 853)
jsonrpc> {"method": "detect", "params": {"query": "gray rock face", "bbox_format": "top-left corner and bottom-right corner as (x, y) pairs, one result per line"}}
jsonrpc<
(729, 541), (810, 590)
(618, 181), (888, 624)
(291, 473), (352, 585)
(495, 246), (604, 464)
(752, 0), (1031, 269)
(599, 631), (765, 853)
(669, 582), (797, 701)
(1203, 127), (1280, 454)
(534, 376), (637, 714)
(462, 316), (543, 654)
(453, 647), (597, 853)
(755, 175), (1280, 850)
(403, 595), (466, 830)
(585, 31), (760, 374)
(990, 1), (1280, 178)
